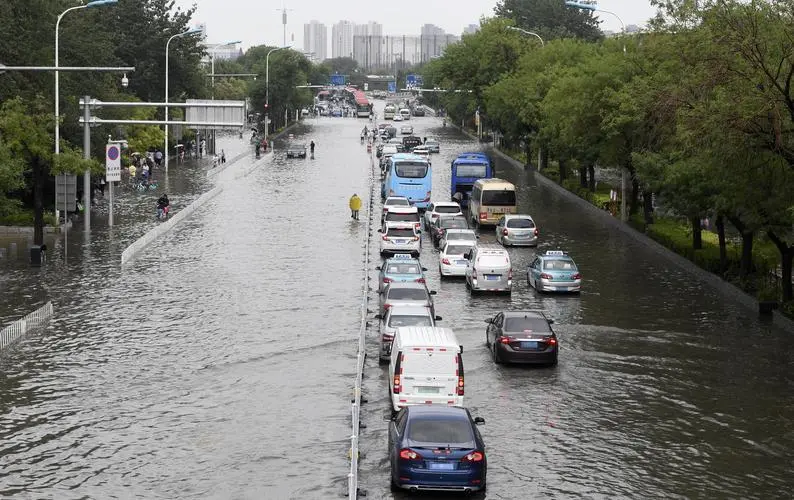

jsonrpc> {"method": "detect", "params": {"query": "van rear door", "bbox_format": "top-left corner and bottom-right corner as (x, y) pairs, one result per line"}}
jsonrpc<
(401, 349), (458, 402)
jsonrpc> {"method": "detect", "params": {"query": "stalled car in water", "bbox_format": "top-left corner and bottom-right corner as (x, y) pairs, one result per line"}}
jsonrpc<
(430, 215), (469, 248)
(379, 222), (421, 257)
(400, 125), (414, 135)
(465, 246), (512, 294)
(377, 253), (427, 292)
(377, 305), (440, 361)
(388, 405), (486, 493)
(412, 106), (426, 117)
(527, 250), (582, 293)
(439, 228), (477, 250)
(379, 281), (437, 317)
(495, 214), (539, 247)
(439, 240), (475, 278)
(424, 202), (463, 228)
(425, 138), (440, 153)
(285, 142), (307, 158)
(484, 310), (558, 365)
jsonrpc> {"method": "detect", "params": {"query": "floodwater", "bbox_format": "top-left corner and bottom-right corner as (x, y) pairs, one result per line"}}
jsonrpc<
(1, 112), (792, 500)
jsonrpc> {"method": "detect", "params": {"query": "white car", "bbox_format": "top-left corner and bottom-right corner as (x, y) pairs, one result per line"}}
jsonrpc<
(379, 222), (421, 257)
(424, 201), (463, 227)
(383, 196), (410, 216)
(412, 146), (431, 163)
(439, 240), (475, 278)
(400, 125), (414, 135)
(439, 228), (478, 249)
(393, 114), (404, 122)
(378, 305), (438, 361)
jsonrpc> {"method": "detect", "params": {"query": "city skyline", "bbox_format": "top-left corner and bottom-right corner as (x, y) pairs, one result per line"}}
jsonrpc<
(174, 0), (658, 51)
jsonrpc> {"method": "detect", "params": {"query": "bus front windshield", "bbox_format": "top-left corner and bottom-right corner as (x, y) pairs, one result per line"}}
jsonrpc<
(455, 163), (488, 178)
(395, 162), (429, 179)
(481, 190), (516, 206)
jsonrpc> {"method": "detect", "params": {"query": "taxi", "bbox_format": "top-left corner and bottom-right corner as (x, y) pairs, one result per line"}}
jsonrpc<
(379, 222), (421, 257)
(376, 254), (428, 292)
(527, 251), (582, 293)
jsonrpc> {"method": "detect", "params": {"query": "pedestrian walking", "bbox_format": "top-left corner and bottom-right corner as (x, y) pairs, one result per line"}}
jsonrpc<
(199, 138), (206, 158)
(154, 149), (163, 167)
(221, 150), (226, 163)
(349, 193), (362, 220)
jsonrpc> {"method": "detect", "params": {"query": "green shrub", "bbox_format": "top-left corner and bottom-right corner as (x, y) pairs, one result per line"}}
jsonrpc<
(0, 210), (57, 227)
(781, 301), (794, 319)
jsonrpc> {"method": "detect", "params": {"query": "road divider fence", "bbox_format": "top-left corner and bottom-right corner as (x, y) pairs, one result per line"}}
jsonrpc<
(121, 186), (223, 265)
(0, 302), (54, 351)
(348, 148), (377, 498)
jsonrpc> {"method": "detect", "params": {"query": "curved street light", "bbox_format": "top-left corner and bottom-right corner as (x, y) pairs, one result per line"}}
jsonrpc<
(165, 26), (203, 171)
(507, 26), (545, 47)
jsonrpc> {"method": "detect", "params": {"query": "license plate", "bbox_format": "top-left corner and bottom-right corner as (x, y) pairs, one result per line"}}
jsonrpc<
(428, 462), (455, 470)
(514, 233), (529, 238)
(395, 240), (406, 244)
(485, 275), (499, 281)
(456, 260), (467, 265)
(521, 341), (538, 349)
(416, 386), (440, 394)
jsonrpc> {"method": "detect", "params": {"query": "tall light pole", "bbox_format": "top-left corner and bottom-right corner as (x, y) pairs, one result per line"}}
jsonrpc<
(565, 0), (629, 220)
(55, 0), (118, 228)
(165, 26), (203, 172)
(209, 40), (241, 99)
(506, 26), (545, 46)
(265, 45), (291, 141)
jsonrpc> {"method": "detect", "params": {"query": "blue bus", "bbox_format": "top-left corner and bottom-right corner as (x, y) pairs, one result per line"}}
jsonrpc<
(382, 153), (432, 210)
(451, 152), (493, 207)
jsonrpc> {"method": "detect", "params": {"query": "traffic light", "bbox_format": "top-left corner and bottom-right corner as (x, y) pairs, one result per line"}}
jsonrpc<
(263, 103), (270, 112)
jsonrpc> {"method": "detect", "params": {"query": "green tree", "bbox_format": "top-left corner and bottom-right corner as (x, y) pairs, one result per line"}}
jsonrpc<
(495, 0), (604, 41)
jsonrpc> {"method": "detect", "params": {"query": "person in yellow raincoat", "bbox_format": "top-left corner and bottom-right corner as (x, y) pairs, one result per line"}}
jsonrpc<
(349, 194), (362, 220)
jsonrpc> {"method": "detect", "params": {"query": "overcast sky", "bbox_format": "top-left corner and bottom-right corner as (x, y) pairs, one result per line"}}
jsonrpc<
(174, 0), (658, 50)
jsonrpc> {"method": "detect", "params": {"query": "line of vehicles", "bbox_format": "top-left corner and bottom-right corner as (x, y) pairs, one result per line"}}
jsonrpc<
(371, 140), (582, 492)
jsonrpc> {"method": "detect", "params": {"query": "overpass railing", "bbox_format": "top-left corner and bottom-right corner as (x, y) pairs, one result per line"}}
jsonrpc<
(0, 302), (54, 351)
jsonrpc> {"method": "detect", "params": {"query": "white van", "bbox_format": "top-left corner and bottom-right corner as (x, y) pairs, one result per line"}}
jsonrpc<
(399, 108), (411, 120)
(389, 327), (464, 412)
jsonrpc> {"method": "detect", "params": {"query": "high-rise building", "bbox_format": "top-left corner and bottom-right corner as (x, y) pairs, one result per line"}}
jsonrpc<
(463, 24), (480, 35)
(420, 24), (456, 63)
(332, 20), (354, 59)
(303, 20), (328, 62)
(353, 21), (383, 69)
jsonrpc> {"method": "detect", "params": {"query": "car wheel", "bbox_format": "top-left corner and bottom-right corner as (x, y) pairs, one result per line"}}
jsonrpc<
(485, 332), (490, 347)
(550, 356), (558, 367)
(492, 344), (501, 364)
(390, 476), (401, 492)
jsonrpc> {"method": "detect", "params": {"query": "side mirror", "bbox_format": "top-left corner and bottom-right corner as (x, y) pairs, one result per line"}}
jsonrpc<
(484, 318), (492, 324)
(374, 314), (382, 319)
(377, 228), (383, 233)
(429, 290), (438, 295)
(422, 267), (428, 271)
(435, 316), (443, 321)
(376, 265), (382, 270)
(474, 417), (485, 425)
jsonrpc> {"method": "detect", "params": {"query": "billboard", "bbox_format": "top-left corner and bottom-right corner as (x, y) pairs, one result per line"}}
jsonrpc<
(387, 81), (396, 93)
(185, 99), (246, 130)
(330, 74), (345, 86)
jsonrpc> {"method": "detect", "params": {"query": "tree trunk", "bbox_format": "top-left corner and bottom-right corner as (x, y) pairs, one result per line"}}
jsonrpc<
(579, 165), (587, 188)
(33, 159), (44, 246)
(558, 158), (567, 182)
(588, 163), (595, 192)
(691, 217), (702, 250)
(716, 215), (727, 276)
(767, 230), (794, 302)
(539, 145), (548, 171)
(728, 216), (755, 280)
(642, 191), (654, 224)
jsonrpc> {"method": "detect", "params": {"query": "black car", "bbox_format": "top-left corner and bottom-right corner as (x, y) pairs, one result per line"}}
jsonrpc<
(403, 136), (422, 150)
(412, 106), (426, 117)
(285, 142), (307, 158)
(484, 310), (558, 365)
(430, 215), (469, 247)
(388, 405), (486, 493)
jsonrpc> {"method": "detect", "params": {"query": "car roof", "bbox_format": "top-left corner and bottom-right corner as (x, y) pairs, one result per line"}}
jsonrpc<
(385, 221), (417, 229)
(385, 206), (418, 213)
(387, 305), (432, 316)
(504, 214), (534, 220)
(432, 202), (461, 208)
(385, 281), (428, 290)
(502, 310), (548, 319)
(395, 326), (459, 348)
(444, 228), (475, 234)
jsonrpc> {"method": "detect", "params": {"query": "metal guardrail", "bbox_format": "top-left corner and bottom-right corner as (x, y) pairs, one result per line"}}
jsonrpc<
(0, 302), (54, 351)
(348, 147), (376, 498)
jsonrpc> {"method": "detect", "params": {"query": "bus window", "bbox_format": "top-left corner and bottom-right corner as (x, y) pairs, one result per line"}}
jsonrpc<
(455, 164), (488, 178)
(395, 162), (429, 178)
(481, 190), (516, 206)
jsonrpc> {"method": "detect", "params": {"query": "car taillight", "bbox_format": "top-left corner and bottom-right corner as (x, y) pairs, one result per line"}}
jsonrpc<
(508, 269), (513, 279)
(382, 235), (389, 241)
(534, 228), (539, 236)
(393, 373), (401, 393)
(457, 375), (464, 396)
(461, 451), (484, 463)
(479, 212), (487, 220)
(499, 336), (512, 344)
(540, 273), (553, 279)
(415, 222), (421, 229)
(412, 237), (419, 241)
(382, 333), (394, 342)
(572, 273), (581, 280)
(399, 448), (419, 460)
(546, 336), (558, 346)
(415, 278), (425, 283)
(383, 277), (392, 283)
(441, 258), (451, 265)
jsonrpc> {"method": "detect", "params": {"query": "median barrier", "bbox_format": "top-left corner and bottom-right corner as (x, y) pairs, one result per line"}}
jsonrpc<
(0, 302), (54, 351)
(121, 186), (223, 265)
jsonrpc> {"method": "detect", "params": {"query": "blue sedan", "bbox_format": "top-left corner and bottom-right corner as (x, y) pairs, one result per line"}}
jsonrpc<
(376, 254), (427, 292)
(388, 405), (487, 493)
(527, 250), (582, 293)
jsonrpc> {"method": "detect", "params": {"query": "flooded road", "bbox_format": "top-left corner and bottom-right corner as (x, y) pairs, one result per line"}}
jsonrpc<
(1, 110), (793, 499)
(357, 108), (794, 498)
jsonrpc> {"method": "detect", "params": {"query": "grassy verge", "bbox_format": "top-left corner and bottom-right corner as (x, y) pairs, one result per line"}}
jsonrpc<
(0, 210), (58, 227)
(498, 147), (792, 319)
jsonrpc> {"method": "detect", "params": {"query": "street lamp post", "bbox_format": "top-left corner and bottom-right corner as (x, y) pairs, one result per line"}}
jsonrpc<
(165, 27), (203, 172)
(506, 26), (545, 46)
(565, 0), (629, 220)
(265, 45), (291, 141)
(55, 0), (118, 229)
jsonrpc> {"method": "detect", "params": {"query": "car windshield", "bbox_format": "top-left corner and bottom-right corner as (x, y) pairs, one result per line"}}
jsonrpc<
(440, 218), (468, 229)
(386, 213), (420, 223)
(445, 245), (472, 256)
(407, 418), (475, 445)
(507, 218), (535, 229)
(395, 162), (429, 178)
(456, 164), (488, 178)
(289, 144), (306, 149)
(482, 190), (516, 206)
(386, 199), (410, 207)
(388, 315), (432, 327)
(504, 317), (552, 333)
(387, 228), (415, 238)
(388, 288), (428, 300)
(543, 259), (577, 271)
(386, 264), (420, 274)
(436, 205), (460, 214)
